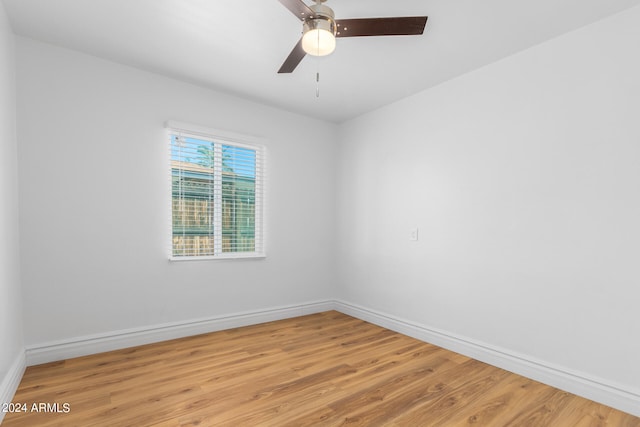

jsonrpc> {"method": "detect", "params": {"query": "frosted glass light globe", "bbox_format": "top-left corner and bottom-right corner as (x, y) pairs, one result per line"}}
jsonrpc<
(302, 28), (336, 56)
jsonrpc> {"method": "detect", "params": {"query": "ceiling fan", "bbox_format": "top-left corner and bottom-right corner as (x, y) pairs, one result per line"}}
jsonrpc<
(277, 0), (428, 73)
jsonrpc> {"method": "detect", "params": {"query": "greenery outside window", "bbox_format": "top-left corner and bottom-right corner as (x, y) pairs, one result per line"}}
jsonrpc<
(167, 122), (265, 259)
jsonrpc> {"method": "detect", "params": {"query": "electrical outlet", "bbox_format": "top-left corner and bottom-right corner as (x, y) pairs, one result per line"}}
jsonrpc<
(409, 227), (419, 241)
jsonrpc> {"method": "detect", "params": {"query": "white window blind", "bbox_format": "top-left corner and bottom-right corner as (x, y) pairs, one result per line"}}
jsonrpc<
(167, 122), (265, 260)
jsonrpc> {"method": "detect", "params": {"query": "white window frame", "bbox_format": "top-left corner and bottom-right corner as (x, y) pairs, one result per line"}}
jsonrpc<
(166, 120), (266, 261)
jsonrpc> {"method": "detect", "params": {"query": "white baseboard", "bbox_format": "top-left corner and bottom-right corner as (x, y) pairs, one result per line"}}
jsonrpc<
(334, 300), (640, 418)
(25, 300), (334, 366)
(0, 351), (26, 424)
(21, 299), (640, 418)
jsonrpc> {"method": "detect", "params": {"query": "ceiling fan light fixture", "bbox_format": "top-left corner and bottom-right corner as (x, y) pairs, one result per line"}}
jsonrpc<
(277, 0), (428, 74)
(302, 18), (336, 56)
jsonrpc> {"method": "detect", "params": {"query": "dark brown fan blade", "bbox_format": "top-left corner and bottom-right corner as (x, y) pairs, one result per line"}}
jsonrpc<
(278, 38), (306, 73)
(277, 0), (315, 21)
(336, 16), (428, 37)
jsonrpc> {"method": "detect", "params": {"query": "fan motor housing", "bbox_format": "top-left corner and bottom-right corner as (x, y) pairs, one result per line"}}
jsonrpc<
(304, 2), (336, 36)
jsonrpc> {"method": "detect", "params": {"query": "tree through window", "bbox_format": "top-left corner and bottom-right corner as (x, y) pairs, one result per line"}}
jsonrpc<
(168, 124), (265, 259)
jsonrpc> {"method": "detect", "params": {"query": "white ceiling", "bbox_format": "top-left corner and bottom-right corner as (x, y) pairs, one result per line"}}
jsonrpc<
(4, 0), (640, 122)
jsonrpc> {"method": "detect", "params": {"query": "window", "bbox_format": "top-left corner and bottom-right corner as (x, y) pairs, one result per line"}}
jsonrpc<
(167, 121), (265, 260)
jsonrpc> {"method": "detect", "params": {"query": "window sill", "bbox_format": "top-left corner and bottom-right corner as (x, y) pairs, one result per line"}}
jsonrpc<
(168, 253), (266, 262)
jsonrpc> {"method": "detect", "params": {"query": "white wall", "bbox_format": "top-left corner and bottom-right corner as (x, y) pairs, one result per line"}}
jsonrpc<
(16, 38), (338, 348)
(0, 0), (24, 410)
(338, 4), (640, 396)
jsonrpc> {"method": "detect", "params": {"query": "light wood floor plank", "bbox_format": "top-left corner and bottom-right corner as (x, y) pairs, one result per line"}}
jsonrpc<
(3, 311), (639, 426)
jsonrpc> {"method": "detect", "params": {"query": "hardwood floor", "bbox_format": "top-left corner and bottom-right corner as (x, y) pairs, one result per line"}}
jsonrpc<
(3, 311), (639, 426)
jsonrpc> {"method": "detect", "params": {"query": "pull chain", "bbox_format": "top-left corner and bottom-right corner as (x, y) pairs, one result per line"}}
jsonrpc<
(316, 28), (320, 98)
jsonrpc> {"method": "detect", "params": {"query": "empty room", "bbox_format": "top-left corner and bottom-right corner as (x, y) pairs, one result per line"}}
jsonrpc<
(1, 0), (639, 425)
